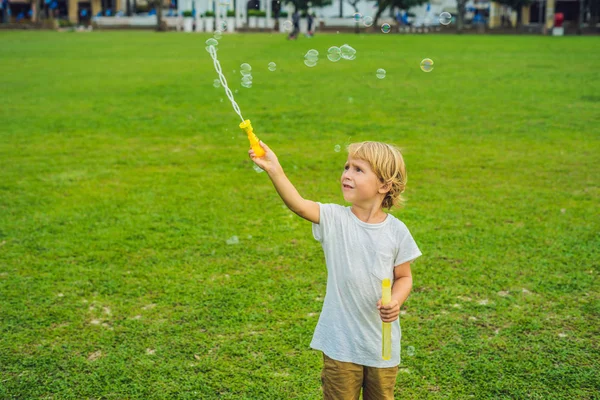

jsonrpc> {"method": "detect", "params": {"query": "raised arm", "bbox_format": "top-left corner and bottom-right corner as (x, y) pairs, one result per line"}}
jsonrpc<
(249, 141), (320, 224)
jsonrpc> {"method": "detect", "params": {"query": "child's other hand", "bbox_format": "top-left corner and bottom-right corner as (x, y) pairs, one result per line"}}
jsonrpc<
(377, 299), (400, 323)
(249, 141), (280, 173)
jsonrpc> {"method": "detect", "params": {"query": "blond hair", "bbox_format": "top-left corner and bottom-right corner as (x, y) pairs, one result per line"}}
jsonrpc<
(346, 141), (407, 210)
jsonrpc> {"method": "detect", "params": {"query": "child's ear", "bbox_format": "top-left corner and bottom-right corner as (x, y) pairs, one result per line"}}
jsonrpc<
(379, 181), (392, 194)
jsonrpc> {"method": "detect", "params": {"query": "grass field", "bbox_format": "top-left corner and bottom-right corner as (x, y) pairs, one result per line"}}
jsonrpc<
(0, 30), (599, 399)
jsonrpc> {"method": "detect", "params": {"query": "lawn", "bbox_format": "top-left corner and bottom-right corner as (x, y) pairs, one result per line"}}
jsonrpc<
(0, 30), (598, 399)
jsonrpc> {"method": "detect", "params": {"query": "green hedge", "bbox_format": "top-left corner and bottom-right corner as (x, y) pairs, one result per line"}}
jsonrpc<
(248, 9), (266, 17)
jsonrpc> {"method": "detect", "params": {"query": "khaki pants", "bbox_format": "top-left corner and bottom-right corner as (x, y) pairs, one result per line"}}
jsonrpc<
(321, 353), (399, 400)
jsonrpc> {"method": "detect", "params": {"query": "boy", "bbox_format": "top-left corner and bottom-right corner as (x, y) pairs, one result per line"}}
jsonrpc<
(249, 141), (421, 399)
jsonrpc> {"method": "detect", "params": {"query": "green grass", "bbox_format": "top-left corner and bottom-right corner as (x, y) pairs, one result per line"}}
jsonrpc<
(0, 30), (599, 399)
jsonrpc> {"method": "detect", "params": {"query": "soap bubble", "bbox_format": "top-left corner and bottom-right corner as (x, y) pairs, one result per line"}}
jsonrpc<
(381, 23), (391, 33)
(253, 165), (264, 173)
(213, 79), (221, 88)
(340, 44), (356, 60)
(439, 12), (452, 25)
(353, 12), (362, 22)
(420, 58), (434, 72)
(226, 235), (239, 245)
(363, 16), (373, 27)
(241, 76), (253, 88)
(406, 346), (415, 356)
(334, 145), (341, 152)
(240, 63), (252, 77)
(304, 49), (319, 67)
(241, 75), (253, 88)
(376, 68), (386, 79)
(282, 20), (293, 31)
(219, 0), (230, 5)
(268, 62), (276, 71)
(214, 30), (223, 40)
(327, 46), (341, 62)
(220, 20), (227, 30)
(205, 38), (218, 52)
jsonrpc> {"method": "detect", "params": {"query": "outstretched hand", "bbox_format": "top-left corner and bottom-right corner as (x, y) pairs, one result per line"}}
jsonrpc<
(249, 141), (280, 173)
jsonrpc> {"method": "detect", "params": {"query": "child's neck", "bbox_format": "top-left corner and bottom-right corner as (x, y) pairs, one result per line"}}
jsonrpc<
(350, 206), (387, 224)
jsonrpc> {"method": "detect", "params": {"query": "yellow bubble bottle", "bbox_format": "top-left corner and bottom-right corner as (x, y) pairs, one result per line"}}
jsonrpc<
(382, 278), (392, 360)
(239, 119), (265, 158)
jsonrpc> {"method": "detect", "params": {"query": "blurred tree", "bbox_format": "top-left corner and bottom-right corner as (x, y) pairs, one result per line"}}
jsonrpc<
(456, 0), (467, 32)
(372, 0), (427, 28)
(148, 0), (166, 31)
(282, 0), (332, 13)
(496, 0), (533, 28)
(347, 0), (360, 32)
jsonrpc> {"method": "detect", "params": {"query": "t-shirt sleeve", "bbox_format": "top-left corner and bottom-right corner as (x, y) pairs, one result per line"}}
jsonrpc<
(394, 227), (422, 266)
(312, 202), (333, 243)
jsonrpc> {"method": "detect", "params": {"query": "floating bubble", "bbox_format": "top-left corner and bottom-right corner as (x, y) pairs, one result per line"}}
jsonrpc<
(363, 16), (373, 27)
(420, 58), (434, 72)
(240, 63), (252, 77)
(253, 165), (264, 173)
(381, 23), (391, 33)
(220, 20), (227, 30)
(376, 68), (386, 79)
(340, 44), (356, 60)
(241, 75), (253, 88)
(226, 235), (239, 245)
(406, 346), (415, 356)
(282, 20), (293, 32)
(334, 145), (341, 152)
(214, 30), (223, 40)
(205, 38), (218, 52)
(353, 12), (362, 22)
(348, 97), (353, 104)
(304, 49), (318, 66)
(306, 49), (319, 57)
(327, 46), (341, 62)
(213, 79), (221, 88)
(439, 12), (452, 25)
(268, 62), (276, 72)
(327, 53), (341, 62)
(218, 0), (230, 5)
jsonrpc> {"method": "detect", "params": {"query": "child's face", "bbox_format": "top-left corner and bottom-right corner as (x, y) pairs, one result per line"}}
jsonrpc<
(341, 157), (385, 205)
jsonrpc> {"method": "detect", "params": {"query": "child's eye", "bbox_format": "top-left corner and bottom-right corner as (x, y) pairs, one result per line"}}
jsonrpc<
(344, 165), (349, 170)
(356, 167), (362, 172)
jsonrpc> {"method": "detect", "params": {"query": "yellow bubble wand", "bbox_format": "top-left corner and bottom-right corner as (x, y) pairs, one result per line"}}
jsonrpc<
(382, 278), (392, 360)
(207, 45), (265, 158)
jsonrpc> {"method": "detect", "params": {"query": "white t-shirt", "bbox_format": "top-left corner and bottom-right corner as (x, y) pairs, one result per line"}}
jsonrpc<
(310, 203), (422, 368)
